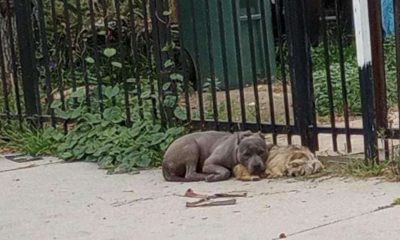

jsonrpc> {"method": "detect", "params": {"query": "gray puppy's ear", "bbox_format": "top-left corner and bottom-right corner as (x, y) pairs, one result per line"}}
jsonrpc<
(237, 131), (253, 144)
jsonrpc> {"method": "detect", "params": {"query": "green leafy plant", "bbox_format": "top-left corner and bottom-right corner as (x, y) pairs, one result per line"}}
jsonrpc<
(52, 84), (185, 174)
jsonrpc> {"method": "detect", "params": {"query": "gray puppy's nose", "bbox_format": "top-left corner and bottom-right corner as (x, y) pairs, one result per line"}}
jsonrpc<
(252, 162), (265, 171)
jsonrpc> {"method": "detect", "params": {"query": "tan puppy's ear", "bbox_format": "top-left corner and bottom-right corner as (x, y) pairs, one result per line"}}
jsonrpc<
(254, 131), (265, 140)
(237, 131), (253, 144)
(266, 144), (275, 152)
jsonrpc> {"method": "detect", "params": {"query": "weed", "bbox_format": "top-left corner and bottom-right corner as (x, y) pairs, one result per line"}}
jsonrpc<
(341, 159), (388, 178)
(0, 121), (63, 156)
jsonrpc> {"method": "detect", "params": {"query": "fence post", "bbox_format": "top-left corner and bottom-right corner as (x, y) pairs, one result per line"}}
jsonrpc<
(13, 0), (39, 118)
(352, 0), (378, 162)
(367, 0), (388, 160)
(283, 0), (317, 152)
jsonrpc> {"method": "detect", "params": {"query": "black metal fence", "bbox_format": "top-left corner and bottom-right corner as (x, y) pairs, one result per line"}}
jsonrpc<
(0, 0), (399, 160)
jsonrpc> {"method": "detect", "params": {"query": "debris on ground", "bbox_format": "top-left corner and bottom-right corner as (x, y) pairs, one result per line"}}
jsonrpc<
(186, 198), (237, 208)
(184, 188), (247, 199)
(181, 188), (247, 208)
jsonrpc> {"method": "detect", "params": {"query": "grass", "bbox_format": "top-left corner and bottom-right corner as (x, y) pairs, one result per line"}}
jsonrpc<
(341, 159), (389, 178)
(0, 121), (63, 156)
(312, 36), (397, 117)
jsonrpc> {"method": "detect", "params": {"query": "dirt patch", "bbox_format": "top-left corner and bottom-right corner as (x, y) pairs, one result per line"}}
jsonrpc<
(183, 82), (295, 124)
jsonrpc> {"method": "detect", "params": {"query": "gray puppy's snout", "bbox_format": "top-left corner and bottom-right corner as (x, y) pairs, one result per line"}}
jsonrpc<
(250, 161), (265, 172)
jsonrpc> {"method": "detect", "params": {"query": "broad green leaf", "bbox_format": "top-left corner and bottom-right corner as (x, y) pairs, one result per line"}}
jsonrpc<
(127, 78), (136, 83)
(162, 82), (171, 91)
(163, 95), (177, 108)
(136, 153), (152, 168)
(174, 107), (187, 121)
(103, 106), (124, 123)
(163, 10), (172, 16)
(111, 61), (122, 68)
(59, 151), (73, 159)
(103, 48), (117, 58)
(170, 73), (183, 81)
(85, 57), (95, 64)
(70, 88), (86, 99)
(149, 133), (167, 146)
(140, 90), (151, 99)
(50, 100), (62, 109)
(163, 59), (174, 68)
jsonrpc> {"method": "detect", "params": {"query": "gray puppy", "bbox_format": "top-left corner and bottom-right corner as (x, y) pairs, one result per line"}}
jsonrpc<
(162, 131), (267, 182)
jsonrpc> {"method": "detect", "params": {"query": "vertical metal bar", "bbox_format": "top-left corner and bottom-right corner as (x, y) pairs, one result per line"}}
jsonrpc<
(82, 44), (91, 110)
(150, 0), (168, 127)
(0, 38), (10, 116)
(175, 0), (191, 123)
(88, 0), (104, 113)
(274, 0), (291, 144)
(101, 0), (109, 47)
(260, 0), (277, 143)
(394, 0), (400, 131)
(128, 0), (144, 120)
(114, 0), (132, 125)
(335, 0), (352, 152)
(284, 0), (316, 152)
(320, 2), (338, 152)
(37, 0), (55, 126)
(245, 0), (261, 128)
(352, 0), (378, 162)
(75, 0), (83, 38)
(231, 0), (247, 129)
(189, 0), (205, 128)
(50, 0), (66, 112)
(164, 1), (179, 126)
(204, 0), (219, 129)
(218, 0), (233, 129)
(368, 0), (388, 160)
(62, 0), (77, 106)
(6, 0), (22, 124)
(142, 0), (158, 121)
(14, 0), (40, 118)
(163, 0), (177, 127)
(31, 3), (43, 126)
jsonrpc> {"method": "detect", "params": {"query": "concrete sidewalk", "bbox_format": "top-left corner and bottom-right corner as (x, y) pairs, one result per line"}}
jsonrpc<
(1, 156), (399, 240)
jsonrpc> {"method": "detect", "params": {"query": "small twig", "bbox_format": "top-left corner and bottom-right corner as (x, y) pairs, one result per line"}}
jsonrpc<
(186, 199), (236, 208)
(183, 188), (247, 200)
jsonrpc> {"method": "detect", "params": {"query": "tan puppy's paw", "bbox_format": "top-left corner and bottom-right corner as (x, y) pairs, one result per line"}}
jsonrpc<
(265, 168), (284, 178)
(249, 176), (261, 181)
(233, 164), (262, 181)
(311, 160), (324, 173)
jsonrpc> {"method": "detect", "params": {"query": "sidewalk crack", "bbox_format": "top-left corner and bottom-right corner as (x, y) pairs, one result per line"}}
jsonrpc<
(272, 204), (397, 240)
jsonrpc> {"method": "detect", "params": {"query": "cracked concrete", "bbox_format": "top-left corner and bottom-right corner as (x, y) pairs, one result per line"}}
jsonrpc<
(1, 155), (400, 240)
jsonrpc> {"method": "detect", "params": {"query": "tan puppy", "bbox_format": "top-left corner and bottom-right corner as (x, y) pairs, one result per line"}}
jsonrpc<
(234, 145), (324, 181)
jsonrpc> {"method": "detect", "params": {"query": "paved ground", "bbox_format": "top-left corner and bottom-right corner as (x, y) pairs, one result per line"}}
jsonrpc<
(1, 156), (400, 240)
